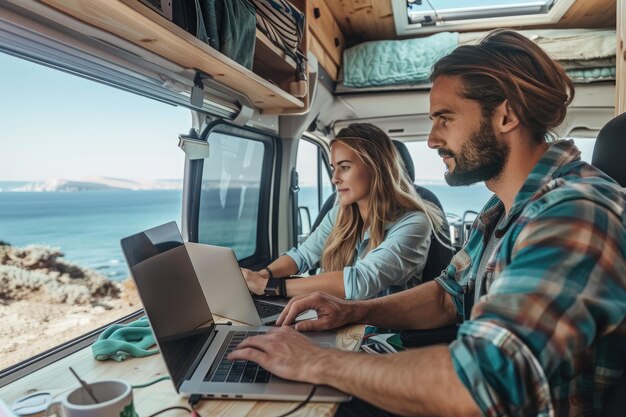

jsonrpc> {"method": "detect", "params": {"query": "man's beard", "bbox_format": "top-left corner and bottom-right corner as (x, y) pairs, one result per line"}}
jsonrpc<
(441, 118), (510, 186)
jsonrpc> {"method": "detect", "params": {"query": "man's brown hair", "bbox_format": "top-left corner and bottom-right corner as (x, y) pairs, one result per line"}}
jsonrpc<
(431, 29), (575, 142)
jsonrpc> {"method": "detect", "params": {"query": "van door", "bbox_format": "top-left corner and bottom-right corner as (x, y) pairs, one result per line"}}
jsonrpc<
(185, 122), (280, 269)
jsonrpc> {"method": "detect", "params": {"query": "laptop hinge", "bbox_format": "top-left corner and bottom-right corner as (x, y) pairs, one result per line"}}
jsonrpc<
(179, 326), (218, 390)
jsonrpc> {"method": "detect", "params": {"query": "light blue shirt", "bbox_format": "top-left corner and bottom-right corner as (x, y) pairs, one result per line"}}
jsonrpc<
(285, 205), (431, 299)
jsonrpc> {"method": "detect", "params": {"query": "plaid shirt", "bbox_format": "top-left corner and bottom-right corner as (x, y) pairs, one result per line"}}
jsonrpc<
(435, 140), (626, 416)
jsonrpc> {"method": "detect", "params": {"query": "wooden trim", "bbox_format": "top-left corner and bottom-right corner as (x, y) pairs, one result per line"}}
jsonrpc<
(308, 0), (345, 67)
(310, 32), (339, 81)
(617, 0), (625, 114)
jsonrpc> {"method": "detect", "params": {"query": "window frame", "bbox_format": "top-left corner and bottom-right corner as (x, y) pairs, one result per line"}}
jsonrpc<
(294, 135), (333, 234)
(305, 134), (333, 210)
(392, 0), (576, 36)
(186, 121), (281, 269)
(317, 144), (334, 209)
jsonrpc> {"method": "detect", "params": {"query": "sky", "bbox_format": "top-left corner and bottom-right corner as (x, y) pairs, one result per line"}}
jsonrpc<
(0, 52), (190, 181)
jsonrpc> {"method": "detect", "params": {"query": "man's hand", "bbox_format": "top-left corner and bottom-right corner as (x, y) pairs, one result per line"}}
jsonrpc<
(277, 292), (361, 331)
(241, 268), (267, 295)
(227, 327), (330, 384)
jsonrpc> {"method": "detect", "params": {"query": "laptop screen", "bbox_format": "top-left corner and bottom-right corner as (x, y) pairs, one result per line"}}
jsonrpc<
(120, 221), (214, 388)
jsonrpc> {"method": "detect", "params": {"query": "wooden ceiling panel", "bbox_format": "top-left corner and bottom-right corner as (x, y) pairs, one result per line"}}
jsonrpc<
(548, 0), (616, 29)
(324, 0), (396, 46)
(325, 0), (616, 45)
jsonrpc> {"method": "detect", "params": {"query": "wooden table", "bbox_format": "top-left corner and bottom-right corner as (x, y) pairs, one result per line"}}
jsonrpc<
(0, 317), (364, 417)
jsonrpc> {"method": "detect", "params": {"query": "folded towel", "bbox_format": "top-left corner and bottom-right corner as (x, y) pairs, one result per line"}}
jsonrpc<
(92, 316), (158, 361)
(459, 29), (616, 61)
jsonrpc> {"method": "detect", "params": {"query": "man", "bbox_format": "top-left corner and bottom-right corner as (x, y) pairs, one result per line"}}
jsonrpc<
(229, 30), (626, 417)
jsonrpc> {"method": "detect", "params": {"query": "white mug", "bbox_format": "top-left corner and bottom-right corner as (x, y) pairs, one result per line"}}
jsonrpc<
(45, 379), (136, 417)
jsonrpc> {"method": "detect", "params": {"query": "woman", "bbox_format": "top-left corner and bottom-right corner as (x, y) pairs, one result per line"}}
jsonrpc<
(242, 123), (446, 300)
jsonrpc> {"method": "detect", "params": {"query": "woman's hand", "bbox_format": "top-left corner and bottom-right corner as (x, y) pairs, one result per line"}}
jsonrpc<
(241, 268), (268, 295)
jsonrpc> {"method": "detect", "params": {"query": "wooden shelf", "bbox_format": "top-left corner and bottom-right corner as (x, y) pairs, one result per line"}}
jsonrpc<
(253, 29), (298, 94)
(255, 29), (297, 72)
(38, 0), (304, 110)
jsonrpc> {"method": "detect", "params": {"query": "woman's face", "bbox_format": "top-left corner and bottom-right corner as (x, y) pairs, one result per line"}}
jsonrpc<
(330, 141), (372, 209)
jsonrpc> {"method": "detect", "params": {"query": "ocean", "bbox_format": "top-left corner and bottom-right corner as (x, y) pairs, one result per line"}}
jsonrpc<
(0, 184), (492, 280)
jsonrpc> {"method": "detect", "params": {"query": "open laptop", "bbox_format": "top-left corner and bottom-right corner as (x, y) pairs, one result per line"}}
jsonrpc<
(120, 222), (349, 401)
(186, 242), (303, 326)
(128, 220), (291, 325)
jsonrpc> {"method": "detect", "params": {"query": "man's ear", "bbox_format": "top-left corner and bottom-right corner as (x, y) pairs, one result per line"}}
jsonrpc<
(494, 99), (520, 134)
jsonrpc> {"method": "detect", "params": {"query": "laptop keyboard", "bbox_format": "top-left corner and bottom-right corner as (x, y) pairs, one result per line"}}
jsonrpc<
(254, 300), (284, 318)
(204, 331), (272, 383)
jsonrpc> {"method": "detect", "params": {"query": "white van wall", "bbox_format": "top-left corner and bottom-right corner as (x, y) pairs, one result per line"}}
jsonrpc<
(332, 83), (615, 142)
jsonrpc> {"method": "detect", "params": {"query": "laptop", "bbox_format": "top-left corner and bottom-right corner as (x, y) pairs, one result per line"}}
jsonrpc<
(120, 222), (350, 401)
(186, 242), (311, 326)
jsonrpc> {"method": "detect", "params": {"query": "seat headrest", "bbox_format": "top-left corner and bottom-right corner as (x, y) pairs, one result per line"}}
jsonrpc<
(392, 140), (415, 182)
(592, 113), (626, 187)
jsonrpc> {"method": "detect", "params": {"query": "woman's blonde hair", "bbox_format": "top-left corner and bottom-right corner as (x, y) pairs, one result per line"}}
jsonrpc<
(321, 123), (446, 272)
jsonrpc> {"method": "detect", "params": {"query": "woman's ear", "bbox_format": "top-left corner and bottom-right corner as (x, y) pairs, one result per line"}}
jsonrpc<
(495, 99), (520, 134)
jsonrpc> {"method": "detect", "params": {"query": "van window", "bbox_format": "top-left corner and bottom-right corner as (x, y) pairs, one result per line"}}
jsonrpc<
(194, 124), (276, 264)
(567, 137), (596, 163)
(296, 139), (333, 241)
(197, 133), (263, 258)
(0, 52), (189, 371)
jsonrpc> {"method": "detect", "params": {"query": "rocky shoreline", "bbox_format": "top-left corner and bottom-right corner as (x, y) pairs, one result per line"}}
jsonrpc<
(0, 242), (140, 370)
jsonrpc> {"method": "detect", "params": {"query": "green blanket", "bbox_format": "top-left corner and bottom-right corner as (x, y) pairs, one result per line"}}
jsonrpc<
(343, 32), (459, 88)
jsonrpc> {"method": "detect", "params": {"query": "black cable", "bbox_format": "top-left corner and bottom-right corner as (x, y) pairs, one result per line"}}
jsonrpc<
(146, 406), (192, 417)
(132, 376), (171, 389)
(180, 384), (317, 417)
(188, 394), (202, 408)
(274, 385), (318, 417)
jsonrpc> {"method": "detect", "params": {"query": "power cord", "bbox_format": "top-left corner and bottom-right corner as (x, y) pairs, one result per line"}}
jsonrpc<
(136, 377), (316, 417)
(185, 384), (317, 417)
(274, 384), (318, 417)
(132, 377), (201, 417)
(132, 376), (171, 389)
(146, 406), (198, 417)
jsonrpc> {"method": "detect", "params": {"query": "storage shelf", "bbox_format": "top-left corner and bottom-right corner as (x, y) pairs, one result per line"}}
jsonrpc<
(255, 29), (297, 72)
(39, 0), (304, 110)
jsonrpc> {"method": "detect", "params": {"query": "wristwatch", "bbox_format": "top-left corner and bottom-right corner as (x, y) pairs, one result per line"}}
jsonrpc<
(264, 276), (282, 296)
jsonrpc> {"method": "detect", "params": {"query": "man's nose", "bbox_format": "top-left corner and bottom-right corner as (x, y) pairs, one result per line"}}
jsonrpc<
(427, 130), (442, 149)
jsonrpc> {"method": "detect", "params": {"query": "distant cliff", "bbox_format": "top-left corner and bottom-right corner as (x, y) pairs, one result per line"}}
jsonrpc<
(2, 177), (182, 192)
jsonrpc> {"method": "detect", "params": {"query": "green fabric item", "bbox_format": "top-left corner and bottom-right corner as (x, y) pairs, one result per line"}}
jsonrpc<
(343, 32), (459, 87)
(92, 316), (158, 362)
(200, 0), (257, 70)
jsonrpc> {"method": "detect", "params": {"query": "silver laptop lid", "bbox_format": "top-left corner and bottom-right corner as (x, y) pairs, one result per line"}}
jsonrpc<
(120, 221), (215, 389)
